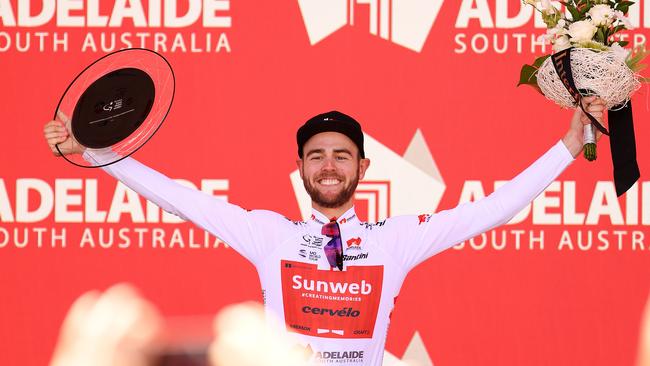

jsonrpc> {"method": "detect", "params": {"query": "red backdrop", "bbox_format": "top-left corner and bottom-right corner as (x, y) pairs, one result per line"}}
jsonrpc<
(1, 1), (649, 365)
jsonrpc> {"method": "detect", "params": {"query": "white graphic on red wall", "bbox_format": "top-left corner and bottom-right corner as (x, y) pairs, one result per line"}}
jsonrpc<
(281, 260), (384, 339)
(290, 130), (446, 222)
(297, 0), (444, 52)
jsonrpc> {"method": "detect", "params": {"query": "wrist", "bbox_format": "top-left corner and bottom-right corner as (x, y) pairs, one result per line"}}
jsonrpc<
(562, 129), (582, 158)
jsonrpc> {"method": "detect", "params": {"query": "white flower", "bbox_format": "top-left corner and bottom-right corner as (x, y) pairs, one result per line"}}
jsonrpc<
(553, 35), (571, 52)
(548, 19), (567, 35)
(588, 4), (614, 26)
(610, 42), (630, 61)
(568, 20), (597, 42)
(614, 10), (634, 29)
(539, 0), (555, 12)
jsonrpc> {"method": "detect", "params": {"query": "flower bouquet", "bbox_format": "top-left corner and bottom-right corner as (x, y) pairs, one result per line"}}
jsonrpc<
(518, 0), (645, 195)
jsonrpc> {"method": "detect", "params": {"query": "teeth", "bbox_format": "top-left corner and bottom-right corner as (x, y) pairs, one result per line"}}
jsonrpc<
(320, 179), (341, 185)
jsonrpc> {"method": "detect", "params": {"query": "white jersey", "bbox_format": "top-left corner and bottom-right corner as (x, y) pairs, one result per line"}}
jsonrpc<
(85, 140), (574, 365)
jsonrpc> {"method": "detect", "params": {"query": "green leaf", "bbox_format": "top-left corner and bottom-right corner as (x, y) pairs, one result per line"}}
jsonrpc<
(517, 56), (549, 94)
(565, 4), (581, 21)
(625, 45), (650, 73)
(616, 1), (635, 14)
(517, 64), (542, 94)
(533, 54), (551, 67)
(595, 27), (606, 43)
(618, 40), (629, 47)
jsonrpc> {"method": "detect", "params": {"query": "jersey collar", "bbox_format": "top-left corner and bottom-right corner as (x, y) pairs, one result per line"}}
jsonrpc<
(310, 206), (358, 226)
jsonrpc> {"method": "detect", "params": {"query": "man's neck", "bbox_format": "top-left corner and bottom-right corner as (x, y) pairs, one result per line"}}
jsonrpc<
(312, 202), (353, 221)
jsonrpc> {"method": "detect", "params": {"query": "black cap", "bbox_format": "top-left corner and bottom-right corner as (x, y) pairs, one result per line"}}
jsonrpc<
(297, 111), (365, 158)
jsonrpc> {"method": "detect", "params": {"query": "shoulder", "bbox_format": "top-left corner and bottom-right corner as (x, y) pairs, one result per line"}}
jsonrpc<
(359, 215), (426, 230)
(247, 209), (307, 229)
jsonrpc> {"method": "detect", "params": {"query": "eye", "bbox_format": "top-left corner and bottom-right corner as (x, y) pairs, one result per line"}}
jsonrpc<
(336, 155), (350, 161)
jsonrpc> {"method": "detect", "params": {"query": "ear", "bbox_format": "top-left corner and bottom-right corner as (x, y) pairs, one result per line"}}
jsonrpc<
(358, 158), (370, 180)
(296, 159), (304, 179)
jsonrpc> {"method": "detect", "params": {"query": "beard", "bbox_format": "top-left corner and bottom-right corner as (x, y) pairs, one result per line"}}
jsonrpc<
(303, 172), (360, 209)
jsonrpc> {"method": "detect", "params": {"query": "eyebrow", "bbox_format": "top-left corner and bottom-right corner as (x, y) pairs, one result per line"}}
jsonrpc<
(334, 148), (353, 155)
(305, 148), (353, 157)
(305, 148), (325, 157)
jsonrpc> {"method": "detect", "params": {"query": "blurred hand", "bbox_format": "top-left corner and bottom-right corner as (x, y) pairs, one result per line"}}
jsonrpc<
(209, 302), (310, 366)
(49, 283), (162, 366)
(44, 111), (85, 156)
(562, 96), (607, 158)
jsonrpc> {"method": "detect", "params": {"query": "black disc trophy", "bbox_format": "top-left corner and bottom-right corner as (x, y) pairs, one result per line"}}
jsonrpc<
(54, 48), (175, 167)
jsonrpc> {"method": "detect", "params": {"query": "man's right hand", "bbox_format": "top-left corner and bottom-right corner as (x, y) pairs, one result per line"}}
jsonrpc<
(44, 111), (85, 156)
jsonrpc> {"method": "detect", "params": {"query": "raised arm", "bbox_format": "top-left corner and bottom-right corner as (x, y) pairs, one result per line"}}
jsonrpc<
(43, 115), (286, 264)
(379, 98), (606, 271)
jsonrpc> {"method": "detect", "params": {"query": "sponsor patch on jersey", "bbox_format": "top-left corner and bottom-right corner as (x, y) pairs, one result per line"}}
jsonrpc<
(299, 249), (321, 261)
(300, 234), (324, 249)
(418, 214), (432, 225)
(360, 220), (386, 230)
(346, 237), (361, 248)
(285, 216), (307, 226)
(314, 350), (365, 363)
(342, 252), (368, 261)
(281, 260), (383, 339)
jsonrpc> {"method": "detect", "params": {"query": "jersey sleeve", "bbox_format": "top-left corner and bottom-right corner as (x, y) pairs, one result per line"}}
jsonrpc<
(376, 140), (575, 271)
(83, 150), (292, 265)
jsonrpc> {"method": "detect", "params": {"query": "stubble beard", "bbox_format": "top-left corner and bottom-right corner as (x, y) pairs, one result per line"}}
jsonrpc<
(303, 172), (360, 209)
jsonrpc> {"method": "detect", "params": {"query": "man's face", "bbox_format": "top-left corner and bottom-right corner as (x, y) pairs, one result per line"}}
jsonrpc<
(297, 132), (370, 209)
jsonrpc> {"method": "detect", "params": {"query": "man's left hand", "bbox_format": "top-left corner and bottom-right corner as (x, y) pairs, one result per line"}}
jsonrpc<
(562, 96), (607, 158)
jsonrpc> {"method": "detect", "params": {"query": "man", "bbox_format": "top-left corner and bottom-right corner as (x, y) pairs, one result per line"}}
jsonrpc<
(43, 100), (605, 366)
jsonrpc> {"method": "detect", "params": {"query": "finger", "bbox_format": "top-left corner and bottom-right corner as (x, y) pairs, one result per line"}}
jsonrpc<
(46, 130), (68, 139)
(43, 128), (65, 139)
(47, 138), (69, 148)
(58, 290), (101, 342)
(44, 120), (61, 130)
(43, 122), (68, 135)
(46, 137), (68, 147)
(85, 283), (161, 349)
(582, 96), (597, 105)
(44, 131), (68, 140)
(103, 285), (160, 346)
(49, 139), (66, 148)
(46, 126), (68, 134)
(587, 105), (606, 113)
(592, 97), (606, 105)
(580, 109), (604, 123)
(57, 110), (71, 123)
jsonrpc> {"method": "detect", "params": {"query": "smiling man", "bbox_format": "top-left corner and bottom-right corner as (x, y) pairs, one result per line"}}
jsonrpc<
(43, 102), (605, 366)
(297, 111), (370, 218)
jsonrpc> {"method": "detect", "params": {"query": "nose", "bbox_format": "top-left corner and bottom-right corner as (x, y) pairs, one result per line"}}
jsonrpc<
(321, 157), (336, 170)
